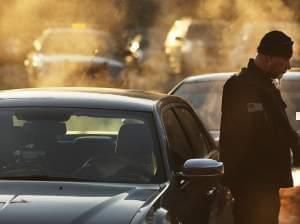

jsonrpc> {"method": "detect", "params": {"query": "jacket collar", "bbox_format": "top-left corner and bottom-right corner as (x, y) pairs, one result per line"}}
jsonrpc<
(241, 58), (275, 89)
(248, 59), (273, 83)
(240, 59), (287, 108)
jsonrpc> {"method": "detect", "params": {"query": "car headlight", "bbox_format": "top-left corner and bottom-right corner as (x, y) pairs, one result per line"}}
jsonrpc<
(32, 55), (43, 68)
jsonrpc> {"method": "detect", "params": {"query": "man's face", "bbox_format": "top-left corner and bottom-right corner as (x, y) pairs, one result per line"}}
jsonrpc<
(268, 56), (292, 79)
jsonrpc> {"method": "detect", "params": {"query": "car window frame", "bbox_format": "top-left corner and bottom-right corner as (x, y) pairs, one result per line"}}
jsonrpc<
(161, 105), (193, 172)
(161, 101), (215, 172)
(172, 105), (212, 157)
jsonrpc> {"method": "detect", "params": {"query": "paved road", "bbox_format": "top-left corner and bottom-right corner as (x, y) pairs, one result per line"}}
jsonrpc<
(280, 169), (300, 224)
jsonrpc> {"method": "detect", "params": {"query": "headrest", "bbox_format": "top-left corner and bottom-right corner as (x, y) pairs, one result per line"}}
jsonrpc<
(116, 123), (154, 157)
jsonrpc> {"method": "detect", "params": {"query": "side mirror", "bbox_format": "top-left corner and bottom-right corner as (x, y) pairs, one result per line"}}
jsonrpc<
(182, 158), (223, 178)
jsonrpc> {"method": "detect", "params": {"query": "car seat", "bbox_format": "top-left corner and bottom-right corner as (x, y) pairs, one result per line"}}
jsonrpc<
(115, 123), (154, 182)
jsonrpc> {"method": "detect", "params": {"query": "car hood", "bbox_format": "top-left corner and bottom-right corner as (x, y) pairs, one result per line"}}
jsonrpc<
(0, 181), (161, 224)
(35, 54), (123, 68)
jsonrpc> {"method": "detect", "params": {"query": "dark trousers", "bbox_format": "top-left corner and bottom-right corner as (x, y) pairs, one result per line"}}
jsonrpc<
(231, 185), (280, 224)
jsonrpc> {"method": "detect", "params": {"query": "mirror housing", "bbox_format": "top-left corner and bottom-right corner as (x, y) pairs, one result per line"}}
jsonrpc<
(182, 158), (223, 178)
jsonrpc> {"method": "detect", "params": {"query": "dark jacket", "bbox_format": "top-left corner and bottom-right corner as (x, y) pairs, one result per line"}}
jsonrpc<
(220, 59), (298, 188)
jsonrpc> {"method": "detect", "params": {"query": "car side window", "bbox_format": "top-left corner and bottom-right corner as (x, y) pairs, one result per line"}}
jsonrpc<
(173, 107), (210, 157)
(162, 109), (194, 171)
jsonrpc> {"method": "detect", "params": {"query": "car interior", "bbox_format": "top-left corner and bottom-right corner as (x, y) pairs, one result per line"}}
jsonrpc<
(0, 109), (160, 184)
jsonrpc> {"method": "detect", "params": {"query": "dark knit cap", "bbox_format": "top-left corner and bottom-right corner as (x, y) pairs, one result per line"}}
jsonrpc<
(257, 30), (294, 58)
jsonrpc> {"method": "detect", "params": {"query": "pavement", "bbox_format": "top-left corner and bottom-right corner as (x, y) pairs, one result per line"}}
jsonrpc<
(279, 168), (300, 224)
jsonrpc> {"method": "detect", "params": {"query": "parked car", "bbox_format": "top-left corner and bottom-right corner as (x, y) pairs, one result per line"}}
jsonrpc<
(169, 71), (300, 143)
(24, 26), (125, 87)
(164, 17), (229, 76)
(0, 87), (233, 224)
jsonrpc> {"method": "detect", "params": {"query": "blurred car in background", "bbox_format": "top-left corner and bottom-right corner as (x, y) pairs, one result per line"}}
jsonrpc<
(0, 34), (31, 89)
(24, 25), (125, 87)
(123, 32), (148, 68)
(164, 17), (230, 76)
(0, 87), (233, 224)
(164, 19), (300, 78)
(169, 71), (300, 144)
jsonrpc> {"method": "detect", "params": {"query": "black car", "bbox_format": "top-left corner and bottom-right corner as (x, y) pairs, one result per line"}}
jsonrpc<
(24, 27), (125, 87)
(164, 18), (230, 76)
(0, 88), (233, 224)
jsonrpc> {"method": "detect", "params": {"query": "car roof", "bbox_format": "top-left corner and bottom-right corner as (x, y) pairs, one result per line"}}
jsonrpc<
(0, 87), (172, 112)
(181, 72), (235, 83)
(181, 71), (300, 83)
(282, 71), (300, 80)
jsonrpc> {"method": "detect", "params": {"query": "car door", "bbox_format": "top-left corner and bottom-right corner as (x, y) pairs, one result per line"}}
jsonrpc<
(162, 104), (210, 223)
(172, 105), (219, 159)
(172, 104), (234, 224)
(161, 102), (233, 224)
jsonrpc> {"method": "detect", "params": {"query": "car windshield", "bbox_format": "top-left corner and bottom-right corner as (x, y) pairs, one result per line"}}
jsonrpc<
(281, 79), (300, 132)
(0, 108), (163, 184)
(173, 80), (224, 131)
(40, 30), (114, 57)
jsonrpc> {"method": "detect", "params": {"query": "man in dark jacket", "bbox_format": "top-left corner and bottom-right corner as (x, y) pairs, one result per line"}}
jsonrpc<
(220, 30), (299, 224)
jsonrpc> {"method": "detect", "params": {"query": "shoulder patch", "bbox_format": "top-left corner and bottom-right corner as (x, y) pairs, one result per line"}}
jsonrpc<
(247, 102), (264, 112)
